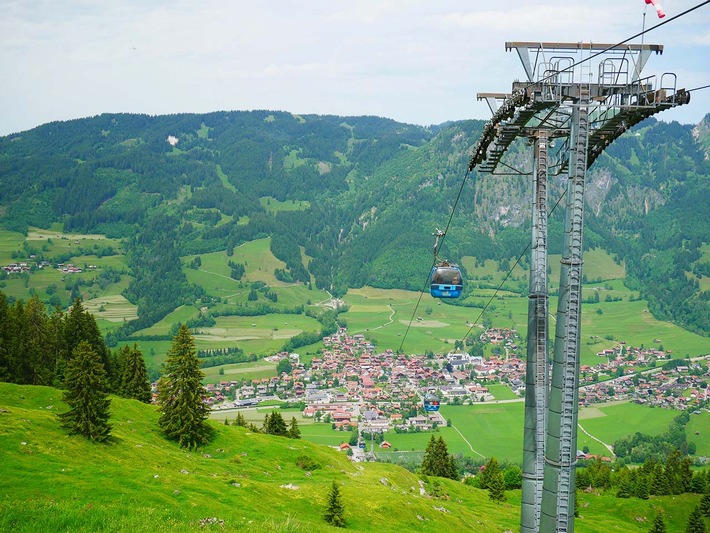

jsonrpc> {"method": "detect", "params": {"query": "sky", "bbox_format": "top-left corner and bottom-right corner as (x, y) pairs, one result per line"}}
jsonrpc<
(1, 0), (709, 136)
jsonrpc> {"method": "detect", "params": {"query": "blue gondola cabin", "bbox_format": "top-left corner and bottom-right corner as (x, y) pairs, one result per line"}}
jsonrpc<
(430, 265), (463, 298)
(424, 393), (440, 412)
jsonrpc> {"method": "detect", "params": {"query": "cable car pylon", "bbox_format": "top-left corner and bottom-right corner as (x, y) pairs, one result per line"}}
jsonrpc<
(470, 40), (690, 533)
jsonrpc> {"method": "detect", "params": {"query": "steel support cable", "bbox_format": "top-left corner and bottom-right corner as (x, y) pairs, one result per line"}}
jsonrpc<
(398, 166), (473, 353)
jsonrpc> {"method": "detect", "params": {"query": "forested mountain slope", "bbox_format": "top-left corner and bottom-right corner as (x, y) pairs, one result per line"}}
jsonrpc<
(0, 111), (707, 335)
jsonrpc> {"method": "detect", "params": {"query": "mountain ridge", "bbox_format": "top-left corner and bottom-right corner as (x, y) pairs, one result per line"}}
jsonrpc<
(0, 111), (708, 336)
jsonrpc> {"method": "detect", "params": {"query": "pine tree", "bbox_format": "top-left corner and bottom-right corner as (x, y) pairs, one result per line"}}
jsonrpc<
(264, 411), (288, 436)
(616, 468), (633, 499)
(483, 458), (506, 502)
(157, 324), (212, 449)
(0, 292), (10, 382)
(58, 341), (112, 442)
(636, 474), (651, 500)
(23, 295), (52, 385)
(235, 412), (246, 427)
(651, 464), (670, 496)
(479, 457), (502, 490)
(700, 485), (710, 517)
(62, 298), (113, 388)
(118, 344), (152, 403)
(686, 506), (707, 533)
(690, 472), (707, 494)
(648, 512), (667, 533)
(666, 448), (685, 495)
(421, 436), (458, 480)
(288, 416), (301, 439)
(323, 481), (346, 528)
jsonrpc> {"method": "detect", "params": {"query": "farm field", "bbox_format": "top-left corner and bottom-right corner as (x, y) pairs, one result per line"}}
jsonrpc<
(577, 401), (678, 447)
(323, 401), (683, 462)
(202, 360), (278, 384)
(686, 411), (710, 457)
(132, 305), (200, 336)
(486, 383), (521, 400)
(196, 313), (322, 352)
(84, 294), (138, 323)
(339, 283), (708, 363)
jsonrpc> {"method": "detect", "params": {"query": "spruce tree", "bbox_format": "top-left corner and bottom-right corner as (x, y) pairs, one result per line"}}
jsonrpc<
(23, 295), (52, 385)
(323, 481), (346, 528)
(62, 298), (113, 388)
(686, 506), (707, 533)
(700, 485), (710, 517)
(235, 412), (246, 427)
(118, 343), (152, 403)
(488, 464), (507, 503)
(58, 341), (112, 442)
(690, 473), (707, 494)
(421, 436), (458, 480)
(288, 416), (301, 439)
(482, 458), (506, 502)
(157, 324), (212, 449)
(0, 291), (9, 382)
(264, 411), (288, 436)
(648, 512), (667, 533)
(636, 474), (651, 500)
(616, 469), (633, 499)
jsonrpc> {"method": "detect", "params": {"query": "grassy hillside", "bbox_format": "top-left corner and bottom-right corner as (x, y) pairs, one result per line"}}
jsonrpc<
(0, 383), (706, 532)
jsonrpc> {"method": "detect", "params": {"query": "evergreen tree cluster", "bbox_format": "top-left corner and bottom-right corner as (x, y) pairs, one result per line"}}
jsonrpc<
(421, 435), (458, 480)
(576, 450), (706, 502)
(262, 411), (301, 439)
(0, 292), (152, 403)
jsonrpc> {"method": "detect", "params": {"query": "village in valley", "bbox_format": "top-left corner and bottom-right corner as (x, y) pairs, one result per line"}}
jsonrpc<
(204, 327), (710, 447)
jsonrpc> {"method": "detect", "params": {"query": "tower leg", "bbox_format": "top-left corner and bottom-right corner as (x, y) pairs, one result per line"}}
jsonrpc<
(541, 96), (589, 533)
(521, 131), (549, 533)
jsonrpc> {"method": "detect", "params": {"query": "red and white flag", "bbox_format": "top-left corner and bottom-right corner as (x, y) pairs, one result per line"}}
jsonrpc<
(645, 0), (666, 19)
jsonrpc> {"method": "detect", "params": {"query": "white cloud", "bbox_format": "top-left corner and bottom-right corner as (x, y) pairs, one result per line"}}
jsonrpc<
(0, 0), (709, 135)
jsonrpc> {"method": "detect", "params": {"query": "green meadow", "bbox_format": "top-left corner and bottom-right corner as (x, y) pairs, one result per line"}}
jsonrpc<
(578, 401), (684, 446)
(292, 401), (685, 462)
(6, 382), (702, 532)
(686, 411), (710, 457)
(260, 196), (311, 213)
(202, 361), (278, 384)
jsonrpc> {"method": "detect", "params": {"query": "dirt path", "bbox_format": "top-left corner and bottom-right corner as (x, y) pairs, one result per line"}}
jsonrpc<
(577, 422), (615, 456)
(451, 424), (486, 458)
(369, 304), (396, 330)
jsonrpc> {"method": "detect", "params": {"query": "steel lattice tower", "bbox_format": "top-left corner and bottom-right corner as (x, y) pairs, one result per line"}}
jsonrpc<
(469, 41), (689, 533)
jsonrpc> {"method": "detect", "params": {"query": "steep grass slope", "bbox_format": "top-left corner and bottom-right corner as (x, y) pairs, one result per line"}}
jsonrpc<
(0, 383), (705, 532)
